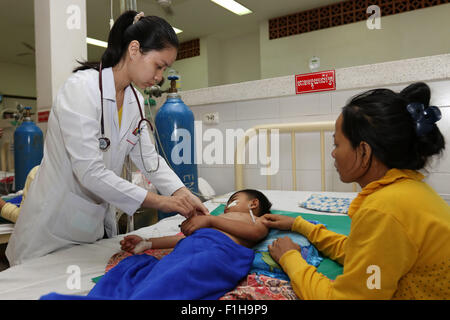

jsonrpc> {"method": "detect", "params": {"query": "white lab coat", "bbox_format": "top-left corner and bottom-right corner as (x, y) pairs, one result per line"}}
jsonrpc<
(6, 67), (184, 266)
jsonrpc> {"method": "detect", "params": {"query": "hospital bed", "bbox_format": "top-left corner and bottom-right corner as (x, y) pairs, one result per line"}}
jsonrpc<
(0, 120), (357, 300)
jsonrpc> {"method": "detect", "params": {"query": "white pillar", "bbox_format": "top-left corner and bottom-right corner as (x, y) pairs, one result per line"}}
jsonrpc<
(34, 0), (87, 133)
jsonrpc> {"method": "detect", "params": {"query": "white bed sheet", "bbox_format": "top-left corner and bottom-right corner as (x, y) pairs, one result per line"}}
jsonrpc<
(211, 190), (357, 216)
(0, 190), (356, 300)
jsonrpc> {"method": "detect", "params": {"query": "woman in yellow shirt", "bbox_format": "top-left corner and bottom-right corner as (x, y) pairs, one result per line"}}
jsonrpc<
(263, 82), (450, 299)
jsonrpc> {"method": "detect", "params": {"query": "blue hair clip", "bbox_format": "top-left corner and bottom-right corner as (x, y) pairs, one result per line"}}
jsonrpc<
(406, 103), (441, 136)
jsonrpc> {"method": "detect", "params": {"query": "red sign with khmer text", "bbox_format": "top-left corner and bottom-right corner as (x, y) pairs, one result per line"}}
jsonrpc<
(295, 70), (336, 94)
(37, 110), (50, 123)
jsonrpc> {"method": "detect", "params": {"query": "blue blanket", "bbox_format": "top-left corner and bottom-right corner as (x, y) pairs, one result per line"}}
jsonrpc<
(250, 220), (323, 280)
(40, 228), (254, 300)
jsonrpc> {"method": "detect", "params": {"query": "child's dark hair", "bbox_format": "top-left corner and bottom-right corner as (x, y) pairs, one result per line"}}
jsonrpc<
(74, 11), (178, 72)
(231, 189), (272, 216)
(341, 82), (445, 170)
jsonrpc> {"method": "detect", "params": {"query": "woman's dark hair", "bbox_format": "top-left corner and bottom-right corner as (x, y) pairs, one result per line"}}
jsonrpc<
(230, 189), (272, 216)
(74, 11), (179, 72)
(341, 82), (445, 170)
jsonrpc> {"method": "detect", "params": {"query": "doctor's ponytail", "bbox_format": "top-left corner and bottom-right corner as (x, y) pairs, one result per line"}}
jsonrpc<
(74, 11), (178, 72)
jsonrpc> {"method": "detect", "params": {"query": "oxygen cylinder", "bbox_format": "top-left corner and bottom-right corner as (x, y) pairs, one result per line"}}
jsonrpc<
(14, 107), (43, 191)
(155, 74), (199, 219)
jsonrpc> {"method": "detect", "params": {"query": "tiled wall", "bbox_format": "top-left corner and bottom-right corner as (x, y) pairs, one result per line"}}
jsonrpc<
(191, 80), (450, 203)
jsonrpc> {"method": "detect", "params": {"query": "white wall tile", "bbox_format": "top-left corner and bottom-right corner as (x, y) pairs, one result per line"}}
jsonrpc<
(427, 107), (450, 173)
(196, 121), (237, 168)
(296, 170), (329, 192)
(279, 114), (339, 124)
(279, 92), (332, 118)
(192, 79), (450, 196)
(293, 133), (322, 171)
(424, 173), (450, 195)
(191, 101), (237, 123)
(233, 118), (283, 131)
(235, 97), (280, 120)
(440, 193), (450, 206)
(198, 166), (235, 196)
(243, 168), (282, 191)
(280, 170), (295, 191)
(318, 92), (333, 113)
(279, 170), (338, 192)
(331, 89), (361, 114)
(428, 80), (450, 107)
(331, 170), (360, 192)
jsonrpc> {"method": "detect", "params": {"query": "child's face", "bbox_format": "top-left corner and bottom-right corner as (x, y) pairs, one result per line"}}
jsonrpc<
(224, 192), (255, 214)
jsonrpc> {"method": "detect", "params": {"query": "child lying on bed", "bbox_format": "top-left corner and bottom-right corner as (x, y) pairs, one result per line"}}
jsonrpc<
(121, 188), (271, 252)
(41, 189), (271, 300)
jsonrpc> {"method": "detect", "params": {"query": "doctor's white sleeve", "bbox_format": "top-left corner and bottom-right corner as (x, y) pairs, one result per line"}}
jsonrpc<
(55, 77), (147, 215)
(128, 108), (185, 196)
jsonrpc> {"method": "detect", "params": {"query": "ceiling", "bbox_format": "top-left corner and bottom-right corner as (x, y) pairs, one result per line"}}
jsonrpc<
(0, 0), (343, 67)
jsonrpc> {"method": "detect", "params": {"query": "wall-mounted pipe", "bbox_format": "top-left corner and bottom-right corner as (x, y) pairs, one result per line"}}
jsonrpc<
(120, 0), (137, 13)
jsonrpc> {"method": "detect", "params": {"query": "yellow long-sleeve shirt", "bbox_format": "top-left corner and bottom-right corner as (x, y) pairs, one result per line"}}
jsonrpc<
(0, 166), (39, 223)
(279, 168), (450, 300)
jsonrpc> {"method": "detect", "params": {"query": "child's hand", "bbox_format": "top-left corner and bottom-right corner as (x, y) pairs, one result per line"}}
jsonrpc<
(120, 235), (144, 253)
(180, 215), (212, 236)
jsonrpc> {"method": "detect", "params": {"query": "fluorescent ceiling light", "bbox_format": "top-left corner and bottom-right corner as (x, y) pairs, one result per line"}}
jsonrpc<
(211, 0), (252, 16)
(86, 37), (108, 48)
(173, 27), (183, 34)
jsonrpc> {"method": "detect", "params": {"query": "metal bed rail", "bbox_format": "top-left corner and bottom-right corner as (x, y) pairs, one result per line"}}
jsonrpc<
(234, 120), (357, 192)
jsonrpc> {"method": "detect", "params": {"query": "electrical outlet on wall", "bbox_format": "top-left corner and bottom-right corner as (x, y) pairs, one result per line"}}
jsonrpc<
(203, 112), (219, 124)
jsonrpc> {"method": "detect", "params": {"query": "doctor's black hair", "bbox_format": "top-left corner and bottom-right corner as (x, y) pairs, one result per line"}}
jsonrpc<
(74, 10), (178, 72)
(229, 189), (272, 216)
(341, 82), (445, 170)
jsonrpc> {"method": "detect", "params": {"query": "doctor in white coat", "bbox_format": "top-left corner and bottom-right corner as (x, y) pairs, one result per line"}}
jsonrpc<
(6, 11), (208, 266)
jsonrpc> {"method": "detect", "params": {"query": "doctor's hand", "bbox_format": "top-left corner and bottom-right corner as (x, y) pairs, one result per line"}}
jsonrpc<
(142, 191), (196, 217)
(143, 188), (209, 218)
(172, 187), (209, 218)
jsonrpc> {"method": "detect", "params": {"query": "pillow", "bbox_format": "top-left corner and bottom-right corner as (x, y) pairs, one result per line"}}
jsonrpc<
(299, 194), (352, 214)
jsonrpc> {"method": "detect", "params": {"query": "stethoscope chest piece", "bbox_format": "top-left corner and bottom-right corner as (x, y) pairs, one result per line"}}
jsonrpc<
(97, 62), (159, 171)
(99, 136), (111, 151)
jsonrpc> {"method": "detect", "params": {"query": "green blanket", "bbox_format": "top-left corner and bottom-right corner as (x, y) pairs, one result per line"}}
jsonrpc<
(210, 204), (351, 280)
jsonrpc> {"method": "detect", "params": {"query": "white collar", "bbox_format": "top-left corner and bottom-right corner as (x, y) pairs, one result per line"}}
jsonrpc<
(101, 67), (138, 104)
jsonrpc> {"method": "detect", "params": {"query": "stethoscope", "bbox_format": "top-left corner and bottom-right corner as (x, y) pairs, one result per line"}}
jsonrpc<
(98, 62), (160, 172)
